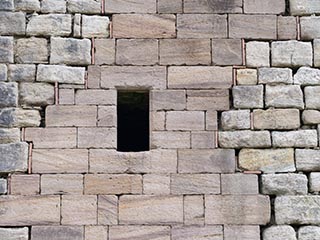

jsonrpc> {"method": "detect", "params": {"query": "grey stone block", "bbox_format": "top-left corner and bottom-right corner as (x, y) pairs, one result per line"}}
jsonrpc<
(258, 67), (292, 85)
(263, 226), (296, 240)
(0, 142), (28, 173)
(0, 179), (7, 194)
(14, 0), (40, 12)
(298, 226), (320, 240)
(0, 82), (18, 108)
(0, 64), (7, 81)
(233, 85), (264, 109)
(221, 110), (251, 130)
(19, 83), (54, 106)
(15, 38), (48, 64)
(246, 41), (270, 67)
(296, 149), (320, 171)
(0, 128), (20, 144)
(265, 85), (304, 109)
(301, 16), (320, 39)
(0, 0), (13, 10)
(67, 0), (101, 14)
(272, 130), (318, 148)
(0, 37), (13, 63)
(37, 65), (85, 84)
(305, 86), (320, 109)
(294, 67), (320, 85)
(0, 108), (40, 128)
(0, 12), (26, 35)
(0, 228), (28, 240)
(32, 226), (83, 240)
(8, 64), (36, 82)
(41, 0), (66, 13)
(290, 0), (320, 15)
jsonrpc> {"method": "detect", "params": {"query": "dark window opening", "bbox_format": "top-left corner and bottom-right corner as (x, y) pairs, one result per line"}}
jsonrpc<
(117, 91), (150, 152)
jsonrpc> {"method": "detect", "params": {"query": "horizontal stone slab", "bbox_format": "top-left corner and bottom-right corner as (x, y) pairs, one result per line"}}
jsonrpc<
(32, 226), (83, 240)
(37, 65), (85, 84)
(109, 226), (170, 240)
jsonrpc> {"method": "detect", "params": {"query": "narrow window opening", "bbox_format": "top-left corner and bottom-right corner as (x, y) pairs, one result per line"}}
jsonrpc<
(117, 90), (150, 152)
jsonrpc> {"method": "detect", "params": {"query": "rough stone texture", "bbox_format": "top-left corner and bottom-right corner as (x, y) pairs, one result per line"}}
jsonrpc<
(0, 128), (20, 144)
(301, 17), (320, 40)
(8, 64), (36, 82)
(0, 228), (28, 240)
(109, 226), (170, 240)
(221, 174), (259, 195)
(97, 106), (117, 127)
(314, 40), (320, 67)
(236, 69), (258, 85)
(41, 0), (66, 13)
(0, 64), (7, 81)
(309, 173), (320, 192)
(221, 110), (251, 130)
(244, 0), (285, 14)
(67, 0), (101, 13)
(232, 85), (264, 109)
(0, 0), (13, 11)
(41, 174), (83, 195)
(0, 12), (25, 35)
(171, 226), (223, 240)
(265, 85), (304, 109)
(15, 0), (40, 12)
(246, 41), (270, 67)
(166, 111), (204, 130)
(184, 0), (242, 13)
(16, 38), (48, 64)
(212, 39), (242, 66)
(239, 148), (295, 173)
(0, 108), (40, 128)
(278, 16), (297, 39)
(32, 226), (83, 240)
(0, 143), (28, 173)
(19, 83), (54, 106)
(0, 179), (7, 194)
(290, 0), (320, 15)
(0, 82), (18, 108)
(303, 110), (320, 124)
(37, 65), (85, 84)
(82, 15), (110, 38)
(305, 86), (320, 109)
(258, 67), (293, 84)
(272, 130), (318, 148)
(224, 226), (261, 240)
(296, 149), (320, 171)
(105, 0), (156, 13)
(0, 37), (14, 63)
(263, 226), (297, 240)
(298, 226), (320, 240)
(294, 67), (320, 85)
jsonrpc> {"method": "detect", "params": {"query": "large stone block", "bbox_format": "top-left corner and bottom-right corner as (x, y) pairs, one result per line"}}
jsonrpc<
(16, 37), (48, 64)
(0, 143), (28, 173)
(0, 12), (25, 35)
(0, 0), (13, 11)
(184, 195), (204, 225)
(310, 173), (320, 192)
(305, 86), (320, 109)
(152, 131), (190, 149)
(41, 0), (66, 13)
(277, 16), (297, 40)
(272, 130), (318, 148)
(224, 226), (260, 240)
(143, 174), (170, 195)
(298, 226), (320, 240)
(296, 149), (320, 171)
(171, 226), (223, 240)
(98, 195), (118, 225)
(19, 83), (54, 106)
(11, 174), (40, 195)
(184, 0), (242, 13)
(97, 106), (116, 127)
(37, 65), (85, 84)
(105, 0), (156, 13)
(187, 90), (229, 111)
(166, 111), (205, 130)
(109, 226), (170, 240)
(263, 226), (297, 240)
(82, 15), (110, 38)
(0, 128), (20, 144)
(158, 0), (182, 13)
(212, 39), (242, 66)
(0, 108), (40, 128)
(246, 41), (270, 67)
(244, 0), (285, 14)
(191, 131), (215, 149)
(221, 174), (259, 195)
(301, 16), (320, 39)
(0, 178), (7, 194)
(303, 110), (320, 124)
(8, 64), (36, 82)
(78, 128), (116, 148)
(0, 37), (13, 63)
(151, 90), (186, 111)
(232, 85), (264, 109)
(290, 0), (320, 15)
(75, 89), (116, 105)
(221, 110), (250, 130)
(32, 226), (83, 240)
(67, 0), (101, 13)
(258, 67), (293, 84)
(41, 174), (83, 195)
(0, 228), (28, 240)
(236, 69), (257, 85)
(94, 39), (115, 65)
(265, 85), (304, 109)
(85, 226), (108, 240)
(219, 130), (271, 148)
(14, 0), (40, 11)
(0, 82), (18, 108)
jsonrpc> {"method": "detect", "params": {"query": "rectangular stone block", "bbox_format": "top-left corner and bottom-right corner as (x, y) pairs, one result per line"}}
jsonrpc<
(171, 174), (220, 194)
(95, 39), (115, 65)
(166, 111), (205, 131)
(151, 90), (186, 111)
(184, 0), (242, 13)
(0, 196), (60, 226)
(14, 0), (39, 11)
(219, 130), (271, 148)
(78, 128), (116, 148)
(82, 15), (110, 38)
(244, 0), (285, 14)
(41, 174), (83, 195)
(301, 16), (320, 40)
(113, 14), (176, 38)
(0, 108), (40, 128)
(290, 0), (320, 15)
(265, 85), (304, 109)
(272, 130), (318, 148)
(224, 226), (260, 240)
(152, 131), (190, 149)
(258, 67), (293, 85)
(310, 173), (320, 192)
(101, 66), (166, 89)
(221, 174), (259, 195)
(296, 149), (320, 171)
(19, 82), (54, 106)
(33, 149), (88, 173)
(59, 89), (74, 105)
(246, 41), (270, 68)
(0, 12), (25, 35)
(212, 39), (242, 66)
(158, 0), (182, 13)
(303, 110), (320, 124)
(85, 226), (108, 240)
(0, 0), (13, 11)
(98, 106), (117, 127)
(206, 111), (218, 130)
(0, 178), (7, 194)
(143, 174), (170, 195)
(11, 174), (40, 195)
(236, 68), (257, 85)
(277, 16), (297, 40)
(184, 195), (204, 225)
(37, 65), (85, 84)
(205, 195), (270, 225)
(0, 37), (13, 63)
(8, 64), (36, 82)
(32, 226), (83, 240)
(0, 143), (28, 173)
(98, 195), (118, 225)
(232, 85), (264, 109)
(177, 14), (227, 38)
(305, 86), (320, 109)
(0, 128), (20, 144)
(119, 195), (183, 224)
(41, 0), (66, 13)
(0, 83), (18, 108)
(16, 38), (48, 64)
(229, 14), (277, 39)
(67, 0), (101, 13)
(105, 0), (156, 13)
(178, 149), (235, 173)
(191, 131), (215, 149)
(75, 89), (116, 105)
(172, 226), (222, 240)
(109, 226), (170, 240)
(221, 110), (251, 130)
(0, 64), (7, 81)
(0, 228), (28, 240)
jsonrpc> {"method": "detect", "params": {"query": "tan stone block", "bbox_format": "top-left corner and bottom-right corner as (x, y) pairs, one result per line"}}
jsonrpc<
(168, 67), (232, 89)
(78, 128), (116, 148)
(109, 226), (170, 240)
(95, 39), (115, 65)
(32, 226), (83, 240)
(143, 174), (170, 195)
(278, 16), (297, 40)
(85, 174), (142, 194)
(219, 130), (271, 148)
(46, 106), (97, 127)
(158, 0), (182, 13)
(41, 174), (83, 195)
(244, 0), (285, 14)
(205, 195), (270, 225)
(173, 226), (223, 240)
(89, 149), (177, 174)
(85, 226), (108, 240)
(151, 111), (165, 131)
(87, 65), (100, 89)
(178, 149), (235, 173)
(98, 195), (118, 225)
(75, 89), (116, 105)
(116, 39), (158, 65)
(206, 111), (218, 130)
(105, 0), (156, 13)
(184, 195), (204, 225)
(119, 195), (183, 224)
(11, 174), (40, 195)
(61, 195), (97, 225)
(59, 89), (74, 105)
(101, 66), (166, 89)
(25, 128), (77, 148)
(0, 196), (60, 226)
(113, 14), (176, 38)
(166, 111), (205, 131)
(171, 174), (220, 194)
(187, 90), (230, 111)
(177, 14), (227, 38)
(98, 106), (117, 127)
(152, 131), (190, 149)
(224, 225), (261, 240)
(191, 131), (215, 149)
(184, 0), (242, 13)
(151, 90), (186, 111)
(160, 39), (211, 65)
(221, 174), (259, 195)
(32, 149), (88, 173)
(236, 69), (258, 85)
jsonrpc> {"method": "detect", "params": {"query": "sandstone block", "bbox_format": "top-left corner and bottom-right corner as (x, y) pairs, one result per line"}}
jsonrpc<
(301, 16), (320, 39)
(219, 130), (271, 148)
(221, 110), (250, 130)
(152, 131), (190, 148)
(8, 64), (36, 82)
(0, 64), (7, 81)
(32, 226), (83, 240)
(75, 89), (116, 105)
(232, 85), (264, 109)
(184, 195), (204, 225)
(109, 226), (170, 240)
(191, 131), (215, 149)
(0, 143), (28, 173)
(272, 130), (318, 147)
(303, 110), (320, 124)
(94, 39), (115, 65)
(253, 109), (300, 130)
(172, 226), (223, 240)
(101, 66), (166, 89)
(258, 67), (293, 84)
(16, 37), (48, 64)
(113, 14), (175, 38)
(244, 0), (285, 13)
(0, 12), (25, 35)
(151, 90), (186, 111)
(305, 86), (320, 109)
(19, 83), (54, 106)
(236, 69), (257, 85)
(178, 149), (235, 173)
(229, 14), (276, 39)
(27, 14), (72, 36)
(166, 111), (205, 131)
(67, 0), (101, 13)
(184, 0), (242, 13)
(82, 15), (110, 38)
(98, 106), (116, 127)
(205, 195), (270, 225)
(206, 111), (218, 130)
(158, 0), (182, 13)
(212, 39), (242, 66)
(299, 226), (320, 240)
(61, 195), (97, 225)
(0, 108), (40, 127)
(0, 228), (28, 240)
(11, 174), (40, 195)
(221, 174), (259, 195)
(59, 89), (74, 105)
(0, 82), (18, 107)
(50, 37), (91, 65)
(277, 16), (297, 40)
(239, 148), (295, 173)
(85, 226), (108, 240)
(272, 41), (312, 67)
(37, 65), (85, 84)
(224, 226), (260, 240)
(265, 85), (304, 109)
(119, 195), (183, 224)
(41, 174), (83, 194)
(41, 0), (66, 13)
(78, 128), (116, 148)
(263, 226), (296, 240)
(0, 0), (13, 10)
(314, 40), (320, 67)
(0, 128), (20, 144)
(98, 195), (118, 225)
(105, 0), (156, 13)
(177, 14), (227, 38)
(143, 174), (170, 195)
(0, 37), (13, 63)
(152, 112), (166, 131)
(246, 41), (270, 67)
(290, 0), (320, 15)
(296, 149), (320, 171)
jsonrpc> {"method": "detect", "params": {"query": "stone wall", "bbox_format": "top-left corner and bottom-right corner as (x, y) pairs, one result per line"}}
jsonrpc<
(0, 0), (320, 239)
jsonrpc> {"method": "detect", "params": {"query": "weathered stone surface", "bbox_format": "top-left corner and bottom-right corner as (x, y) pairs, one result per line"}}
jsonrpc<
(0, 64), (7, 81)
(296, 149), (320, 171)
(239, 148), (295, 173)
(212, 39), (242, 65)
(75, 89), (116, 105)
(0, 128), (19, 144)
(37, 65), (85, 84)
(278, 16), (297, 40)
(0, 196), (60, 226)
(166, 111), (205, 131)
(178, 149), (235, 173)
(301, 16), (320, 39)
(41, 0), (66, 13)
(275, 196), (320, 224)
(158, 0), (182, 13)
(305, 86), (320, 109)
(206, 111), (218, 130)
(191, 131), (215, 149)
(109, 226), (170, 240)
(119, 195), (183, 224)
(219, 130), (271, 148)
(171, 174), (220, 194)
(85, 174), (142, 194)
(314, 40), (320, 67)
(67, 0), (101, 13)
(0, 108), (40, 128)
(236, 69), (257, 85)
(113, 14), (175, 38)
(8, 64), (36, 82)
(0, 12), (25, 35)
(172, 226), (223, 240)
(50, 37), (91, 65)
(32, 226), (83, 240)
(0, 0), (13, 11)
(152, 131), (190, 149)
(177, 14), (227, 38)
(41, 174), (83, 194)
(271, 41), (312, 67)
(82, 15), (110, 38)
(0, 143), (28, 173)
(143, 174), (170, 195)
(97, 106), (116, 127)
(221, 110), (250, 130)
(0, 179), (7, 194)
(90, 149), (177, 174)
(117, 39), (158, 65)
(205, 195), (270, 225)
(59, 89), (74, 105)
(105, 0), (156, 13)
(184, 195), (204, 225)
(187, 90), (228, 110)
(253, 109), (300, 130)
(310, 173), (320, 192)
(169, 67), (232, 89)
(0, 82), (18, 108)
(101, 66), (166, 89)
(263, 226), (297, 240)
(85, 226), (108, 240)
(302, 110), (320, 124)
(244, 0), (285, 14)
(73, 13), (81, 37)
(15, 0), (40, 12)
(27, 14), (72, 36)
(298, 226), (320, 240)
(0, 37), (13, 63)
(262, 174), (308, 195)
(160, 39), (211, 65)
(19, 83), (54, 106)
(78, 128), (116, 148)
(265, 85), (304, 109)
(98, 195), (118, 225)
(95, 39), (115, 65)
(290, 0), (320, 15)
(184, 0), (241, 13)
(229, 14), (277, 39)
(61, 195), (97, 225)
(11, 174), (40, 195)
(258, 67), (293, 84)
(224, 226), (260, 240)
(151, 90), (186, 111)
(233, 85), (263, 109)
(272, 130), (318, 148)
(0, 228), (28, 240)
(221, 174), (259, 195)
(246, 41), (270, 67)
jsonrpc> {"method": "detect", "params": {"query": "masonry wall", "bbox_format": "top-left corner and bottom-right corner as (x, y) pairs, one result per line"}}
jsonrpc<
(0, 0), (320, 239)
